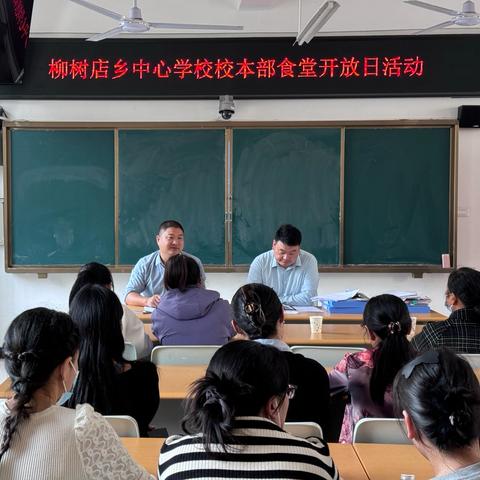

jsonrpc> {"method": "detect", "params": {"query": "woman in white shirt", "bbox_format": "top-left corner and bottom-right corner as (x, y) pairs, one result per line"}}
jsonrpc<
(0, 307), (153, 480)
(69, 262), (152, 358)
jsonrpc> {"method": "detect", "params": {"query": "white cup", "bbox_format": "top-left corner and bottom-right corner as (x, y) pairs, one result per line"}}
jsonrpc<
(309, 315), (323, 334)
(408, 316), (417, 340)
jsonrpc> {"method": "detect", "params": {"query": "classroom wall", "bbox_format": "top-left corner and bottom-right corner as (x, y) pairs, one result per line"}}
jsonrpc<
(0, 96), (479, 339)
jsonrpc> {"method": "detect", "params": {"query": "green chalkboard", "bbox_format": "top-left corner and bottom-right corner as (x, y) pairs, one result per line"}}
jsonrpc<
(118, 129), (225, 265)
(6, 122), (455, 272)
(232, 128), (341, 265)
(10, 129), (115, 265)
(344, 128), (451, 265)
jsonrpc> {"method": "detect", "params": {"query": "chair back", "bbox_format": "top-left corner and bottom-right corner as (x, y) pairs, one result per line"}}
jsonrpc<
(150, 345), (220, 365)
(353, 418), (410, 444)
(123, 341), (137, 362)
(290, 346), (364, 366)
(284, 421), (323, 442)
(104, 415), (140, 438)
(460, 353), (480, 369)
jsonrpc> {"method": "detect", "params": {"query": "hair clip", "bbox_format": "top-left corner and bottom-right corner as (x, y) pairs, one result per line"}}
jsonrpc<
(449, 414), (455, 426)
(388, 321), (401, 334)
(244, 302), (260, 315)
(401, 350), (439, 379)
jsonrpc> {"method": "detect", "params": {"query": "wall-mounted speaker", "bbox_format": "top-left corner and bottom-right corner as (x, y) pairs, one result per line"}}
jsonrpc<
(458, 105), (480, 128)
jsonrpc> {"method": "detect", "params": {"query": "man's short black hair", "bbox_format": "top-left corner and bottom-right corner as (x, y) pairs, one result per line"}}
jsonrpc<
(158, 220), (184, 234)
(274, 224), (302, 246)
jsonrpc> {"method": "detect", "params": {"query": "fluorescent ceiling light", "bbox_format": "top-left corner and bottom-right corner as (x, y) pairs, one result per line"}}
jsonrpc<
(296, 1), (340, 45)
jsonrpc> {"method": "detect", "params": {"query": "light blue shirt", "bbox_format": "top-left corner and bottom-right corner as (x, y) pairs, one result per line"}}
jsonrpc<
(255, 338), (291, 352)
(247, 249), (319, 306)
(124, 250), (206, 301)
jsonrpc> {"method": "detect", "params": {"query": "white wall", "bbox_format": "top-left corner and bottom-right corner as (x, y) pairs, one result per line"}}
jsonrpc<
(0, 96), (479, 340)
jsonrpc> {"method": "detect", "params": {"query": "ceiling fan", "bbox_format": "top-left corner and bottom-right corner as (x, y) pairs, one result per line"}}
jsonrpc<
(404, 0), (480, 34)
(68, 0), (244, 42)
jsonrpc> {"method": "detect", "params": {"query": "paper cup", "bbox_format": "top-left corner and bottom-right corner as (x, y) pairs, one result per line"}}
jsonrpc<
(309, 316), (323, 334)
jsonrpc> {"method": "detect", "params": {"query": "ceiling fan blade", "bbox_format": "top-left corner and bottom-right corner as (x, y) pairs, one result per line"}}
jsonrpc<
(86, 26), (125, 42)
(414, 19), (456, 34)
(404, 0), (458, 16)
(147, 22), (243, 31)
(69, 0), (124, 22)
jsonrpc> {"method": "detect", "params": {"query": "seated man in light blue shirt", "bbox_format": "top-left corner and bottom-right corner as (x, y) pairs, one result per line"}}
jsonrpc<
(125, 220), (205, 308)
(247, 224), (319, 306)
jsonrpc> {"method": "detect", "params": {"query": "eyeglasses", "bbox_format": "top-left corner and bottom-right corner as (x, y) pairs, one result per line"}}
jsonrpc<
(286, 384), (297, 400)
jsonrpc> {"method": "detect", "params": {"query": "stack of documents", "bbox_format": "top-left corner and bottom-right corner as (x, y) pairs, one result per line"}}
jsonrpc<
(385, 290), (431, 313)
(283, 305), (323, 314)
(312, 289), (369, 314)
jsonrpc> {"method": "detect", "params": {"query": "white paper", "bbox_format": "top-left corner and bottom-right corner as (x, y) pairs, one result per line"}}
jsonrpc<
(291, 306), (323, 313)
(312, 289), (359, 302)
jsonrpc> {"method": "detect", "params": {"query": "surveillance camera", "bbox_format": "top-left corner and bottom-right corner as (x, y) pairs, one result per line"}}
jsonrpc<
(219, 95), (235, 120)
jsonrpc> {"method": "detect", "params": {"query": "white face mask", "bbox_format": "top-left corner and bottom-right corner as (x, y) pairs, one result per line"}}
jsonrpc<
(57, 359), (79, 406)
(444, 300), (453, 313)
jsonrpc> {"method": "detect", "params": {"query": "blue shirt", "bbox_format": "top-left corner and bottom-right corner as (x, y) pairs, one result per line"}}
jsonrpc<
(247, 249), (319, 306)
(124, 250), (206, 300)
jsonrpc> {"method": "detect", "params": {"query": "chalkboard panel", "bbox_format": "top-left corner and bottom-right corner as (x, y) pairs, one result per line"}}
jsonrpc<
(10, 129), (115, 265)
(6, 122), (455, 272)
(344, 127), (451, 265)
(118, 129), (225, 265)
(232, 128), (341, 265)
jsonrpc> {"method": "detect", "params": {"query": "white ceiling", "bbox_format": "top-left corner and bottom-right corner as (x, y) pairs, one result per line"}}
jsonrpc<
(30, 0), (480, 38)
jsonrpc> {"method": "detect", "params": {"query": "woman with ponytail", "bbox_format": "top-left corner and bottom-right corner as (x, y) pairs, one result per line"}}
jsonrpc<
(412, 267), (480, 353)
(159, 340), (339, 480)
(394, 349), (480, 479)
(329, 294), (415, 443)
(230, 283), (330, 437)
(0, 308), (153, 479)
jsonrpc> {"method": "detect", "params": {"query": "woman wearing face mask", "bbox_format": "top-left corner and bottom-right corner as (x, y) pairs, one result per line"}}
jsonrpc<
(0, 308), (153, 479)
(67, 284), (159, 436)
(412, 267), (480, 353)
(159, 340), (339, 480)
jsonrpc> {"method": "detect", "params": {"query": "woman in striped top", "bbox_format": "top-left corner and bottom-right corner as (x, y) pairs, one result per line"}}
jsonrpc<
(159, 340), (339, 480)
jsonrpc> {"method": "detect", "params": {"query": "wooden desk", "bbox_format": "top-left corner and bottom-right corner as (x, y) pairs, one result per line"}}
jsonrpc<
(354, 443), (434, 480)
(157, 364), (206, 399)
(282, 310), (446, 324)
(0, 365), (205, 401)
(129, 305), (446, 325)
(145, 322), (424, 347)
(121, 438), (366, 480)
(144, 322), (372, 346)
(122, 437), (164, 477)
(329, 443), (369, 480)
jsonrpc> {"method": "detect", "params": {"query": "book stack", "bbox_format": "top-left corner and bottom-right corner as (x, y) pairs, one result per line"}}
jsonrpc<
(386, 291), (431, 314)
(312, 289), (369, 314)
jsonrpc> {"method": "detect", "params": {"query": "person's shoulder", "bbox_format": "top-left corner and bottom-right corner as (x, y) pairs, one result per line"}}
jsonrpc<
(286, 351), (328, 372)
(183, 251), (204, 265)
(161, 433), (201, 455)
(344, 348), (372, 368)
(283, 352), (329, 385)
(133, 251), (159, 267)
(251, 250), (272, 264)
(127, 360), (158, 378)
(74, 403), (106, 431)
(299, 249), (318, 263)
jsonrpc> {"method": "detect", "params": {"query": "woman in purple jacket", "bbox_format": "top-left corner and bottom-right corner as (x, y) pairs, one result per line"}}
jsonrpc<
(152, 254), (233, 345)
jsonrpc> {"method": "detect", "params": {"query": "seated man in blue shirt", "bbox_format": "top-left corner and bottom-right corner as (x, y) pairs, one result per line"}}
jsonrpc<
(125, 220), (205, 308)
(247, 224), (319, 306)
